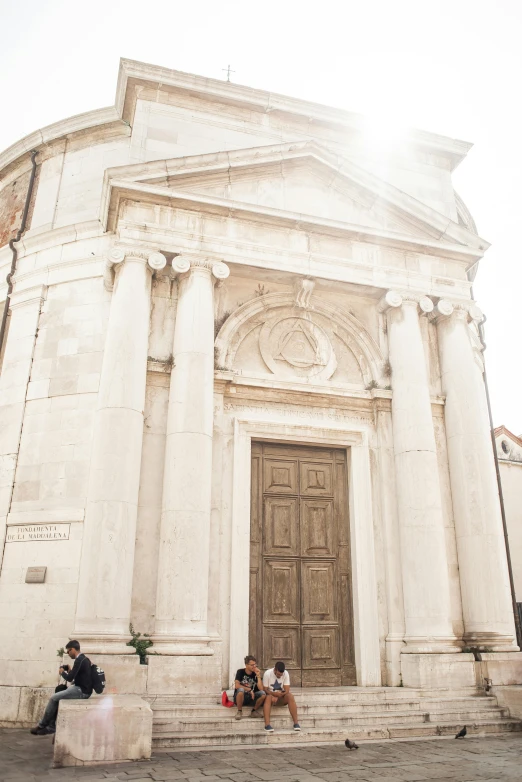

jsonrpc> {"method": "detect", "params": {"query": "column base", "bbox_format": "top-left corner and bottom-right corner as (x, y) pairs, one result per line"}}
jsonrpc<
(385, 635), (404, 686)
(71, 634), (134, 655)
(147, 647), (221, 694)
(150, 635), (215, 656)
(401, 653), (476, 688)
(463, 632), (519, 653)
(402, 636), (461, 654)
(85, 654), (148, 694)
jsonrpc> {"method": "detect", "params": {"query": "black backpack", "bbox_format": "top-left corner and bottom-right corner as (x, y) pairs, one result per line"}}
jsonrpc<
(91, 663), (106, 694)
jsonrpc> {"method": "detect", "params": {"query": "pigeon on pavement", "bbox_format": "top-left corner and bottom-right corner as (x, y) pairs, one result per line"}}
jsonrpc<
(345, 739), (359, 750)
(455, 726), (467, 739)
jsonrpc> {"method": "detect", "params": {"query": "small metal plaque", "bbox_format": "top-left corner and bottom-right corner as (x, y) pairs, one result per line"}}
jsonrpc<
(25, 566), (47, 584)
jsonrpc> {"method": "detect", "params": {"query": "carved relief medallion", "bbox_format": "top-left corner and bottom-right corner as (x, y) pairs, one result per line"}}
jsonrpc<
(260, 313), (337, 379)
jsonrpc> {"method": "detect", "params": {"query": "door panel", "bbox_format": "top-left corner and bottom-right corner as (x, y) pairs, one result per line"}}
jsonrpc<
(264, 497), (299, 557)
(302, 561), (338, 624)
(263, 458), (298, 494)
(263, 626), (301, 672)
(249, 443), (356, 687)
(300, 460), (333, 496)
(300, 498), (336, 557)
(302, 627), (340, 668)
(263, 560), (300, 624)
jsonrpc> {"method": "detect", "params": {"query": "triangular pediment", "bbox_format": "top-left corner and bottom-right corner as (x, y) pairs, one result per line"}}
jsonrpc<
(105, 141), (488, 252)
(494, 425), (522, 463)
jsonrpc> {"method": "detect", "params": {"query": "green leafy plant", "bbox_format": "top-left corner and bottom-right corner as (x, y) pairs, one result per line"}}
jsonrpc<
(365, 379), (379, 390)
(127, 623), (153, 664)
(56, 647), (65, 658)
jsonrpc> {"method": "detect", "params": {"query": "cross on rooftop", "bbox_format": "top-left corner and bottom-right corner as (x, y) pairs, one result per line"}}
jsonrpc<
(222, 64), (235, 82)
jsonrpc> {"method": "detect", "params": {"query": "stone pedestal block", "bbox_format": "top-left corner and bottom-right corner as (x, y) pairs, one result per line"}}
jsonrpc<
(401, 653), (476, 689)
(53, 695), (152, 767)
(476, 652), (522, 686)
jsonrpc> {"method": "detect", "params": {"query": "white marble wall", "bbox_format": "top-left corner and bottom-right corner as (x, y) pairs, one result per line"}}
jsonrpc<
(0, 62), (517, 701)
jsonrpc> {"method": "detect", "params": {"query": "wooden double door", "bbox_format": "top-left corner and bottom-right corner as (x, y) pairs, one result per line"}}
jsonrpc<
(249, 442), (356, 686)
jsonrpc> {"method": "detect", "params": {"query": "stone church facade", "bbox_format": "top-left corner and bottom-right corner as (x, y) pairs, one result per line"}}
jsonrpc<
(0, 59), (520, 721)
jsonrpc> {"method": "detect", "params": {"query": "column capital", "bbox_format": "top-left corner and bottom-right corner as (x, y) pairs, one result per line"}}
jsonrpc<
(378, 290), (433, 315)
(434, 300), (485, 371)
(172, 255), (230, 281)
(432, 299), (484, 325)
(104, 246), (167, 290)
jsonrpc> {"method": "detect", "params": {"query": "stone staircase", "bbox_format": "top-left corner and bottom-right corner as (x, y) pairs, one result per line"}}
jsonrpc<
(150, 686), (522, 748)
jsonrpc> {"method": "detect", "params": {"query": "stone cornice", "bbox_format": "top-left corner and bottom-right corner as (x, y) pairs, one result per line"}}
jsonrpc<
(104, 140), (486, 252)
(117, 59), (472, 169)
(107, 179), (486, 265)
(217, 373), (446, 413)
(0, 58), (473, 181)
(8, 284), (47, 310)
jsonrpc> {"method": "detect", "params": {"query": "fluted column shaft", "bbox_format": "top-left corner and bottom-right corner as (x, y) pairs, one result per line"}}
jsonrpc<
(154, 258), (229, 653)
(436, 301), (517, 650)
(384, 291), (457, 653)
(74, 248), (166, 653)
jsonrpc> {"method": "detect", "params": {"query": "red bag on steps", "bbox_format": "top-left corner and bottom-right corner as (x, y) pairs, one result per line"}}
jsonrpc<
(221, 690), (235, 708)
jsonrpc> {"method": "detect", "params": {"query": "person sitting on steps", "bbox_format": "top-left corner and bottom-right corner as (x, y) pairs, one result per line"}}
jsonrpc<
(262, 660), (300, 733)
(234, 655), (266, 720)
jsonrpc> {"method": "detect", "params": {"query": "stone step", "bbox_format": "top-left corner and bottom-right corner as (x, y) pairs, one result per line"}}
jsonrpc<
(152, 718), (522, 748)
(151, 697), (500, 719)
(147, 686), (484, 708)
(154, 708), (509, 733)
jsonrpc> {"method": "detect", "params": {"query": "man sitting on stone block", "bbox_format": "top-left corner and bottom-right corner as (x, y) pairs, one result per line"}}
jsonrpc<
(233, 655), (266, 720)
(30, 640), (92, 735)
(262, 660), (300, 733)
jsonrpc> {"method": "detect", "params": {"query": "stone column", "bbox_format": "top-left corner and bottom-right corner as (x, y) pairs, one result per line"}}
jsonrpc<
(153, 257), (229, 654)
(74, 247), (166, 653)
(374, 398), (405, 685)
(436, 300), (517, 650)
(382, 291), (457, 653)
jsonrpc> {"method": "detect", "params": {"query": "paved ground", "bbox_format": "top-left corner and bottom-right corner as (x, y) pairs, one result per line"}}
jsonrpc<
(1, 729), (521, 782)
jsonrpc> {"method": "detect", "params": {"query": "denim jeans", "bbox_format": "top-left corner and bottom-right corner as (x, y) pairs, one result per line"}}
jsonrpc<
(39, 685), (90, 729)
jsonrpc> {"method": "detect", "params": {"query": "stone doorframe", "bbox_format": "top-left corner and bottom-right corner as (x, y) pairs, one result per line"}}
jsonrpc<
(228, 417), (381, 687)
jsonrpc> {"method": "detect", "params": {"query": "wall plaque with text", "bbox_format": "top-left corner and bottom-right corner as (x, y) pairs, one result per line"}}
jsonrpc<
(6, 524), (71, 542)
(25, 567), (47, 583)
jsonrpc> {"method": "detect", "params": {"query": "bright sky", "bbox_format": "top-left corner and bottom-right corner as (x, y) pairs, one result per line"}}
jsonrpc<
(1, 0), (521, 431)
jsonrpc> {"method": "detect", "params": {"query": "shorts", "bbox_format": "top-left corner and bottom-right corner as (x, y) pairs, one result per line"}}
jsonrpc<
(234, 688), (265, 707)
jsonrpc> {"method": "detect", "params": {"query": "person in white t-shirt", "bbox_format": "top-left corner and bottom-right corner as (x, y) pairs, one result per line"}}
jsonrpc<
(262, 661), (300, 733)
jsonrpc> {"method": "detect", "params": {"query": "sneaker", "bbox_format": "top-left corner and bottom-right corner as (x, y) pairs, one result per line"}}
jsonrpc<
(264, 724), (274, 733)
(293, 723), (301, 731)
(250, 709), (263, 718)
(235, 710), (243, 720)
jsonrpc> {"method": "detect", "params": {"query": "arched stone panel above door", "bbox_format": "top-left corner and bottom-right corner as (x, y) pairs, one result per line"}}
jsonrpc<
(215, 289), (384, 387)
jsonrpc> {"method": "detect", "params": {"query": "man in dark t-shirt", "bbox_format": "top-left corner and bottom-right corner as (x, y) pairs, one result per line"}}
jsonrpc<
(234, 655), (266, 720)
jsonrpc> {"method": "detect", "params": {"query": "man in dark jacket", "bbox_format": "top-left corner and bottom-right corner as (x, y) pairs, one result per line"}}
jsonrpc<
(30, 640), (93, 735)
